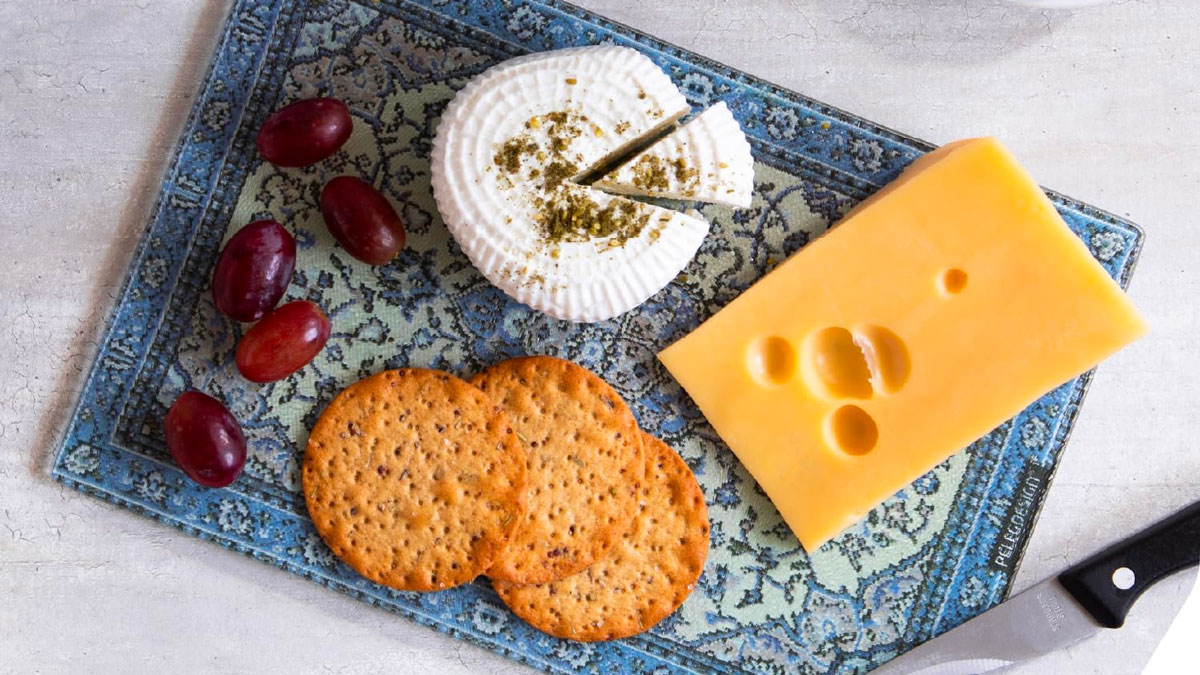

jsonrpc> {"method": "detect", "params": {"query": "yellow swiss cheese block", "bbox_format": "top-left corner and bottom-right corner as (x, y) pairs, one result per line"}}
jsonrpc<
(658, 137), (1146, 551)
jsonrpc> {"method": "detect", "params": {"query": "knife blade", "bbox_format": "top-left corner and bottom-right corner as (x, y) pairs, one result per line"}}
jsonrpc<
(873, 499), (1200, 674)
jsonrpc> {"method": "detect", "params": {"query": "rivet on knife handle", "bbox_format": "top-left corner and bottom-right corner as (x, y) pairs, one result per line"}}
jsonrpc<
(1058, 500), (1200, 628)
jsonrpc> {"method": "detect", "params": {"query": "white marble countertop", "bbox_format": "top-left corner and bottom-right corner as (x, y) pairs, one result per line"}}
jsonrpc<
(2, 1), (1198, 673)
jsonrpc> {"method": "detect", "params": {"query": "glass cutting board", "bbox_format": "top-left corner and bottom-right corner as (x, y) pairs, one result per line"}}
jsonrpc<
(51, 1), (1144, 672)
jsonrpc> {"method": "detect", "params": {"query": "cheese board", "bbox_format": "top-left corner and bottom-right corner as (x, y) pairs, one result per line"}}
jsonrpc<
(50, 0), (1144, 672)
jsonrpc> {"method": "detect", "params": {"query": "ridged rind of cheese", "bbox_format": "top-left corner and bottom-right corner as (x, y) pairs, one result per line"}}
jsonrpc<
(431, 46), (701, 322)
(594, 101), (754, 208)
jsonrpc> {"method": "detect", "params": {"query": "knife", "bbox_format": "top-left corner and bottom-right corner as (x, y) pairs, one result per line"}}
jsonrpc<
(873, 499), (1200, 674)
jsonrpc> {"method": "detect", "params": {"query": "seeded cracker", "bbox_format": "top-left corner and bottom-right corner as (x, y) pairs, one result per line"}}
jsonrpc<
(494, 432), (710, 641)
(472, 356), (644, 584)
(303, 369), (526, 592)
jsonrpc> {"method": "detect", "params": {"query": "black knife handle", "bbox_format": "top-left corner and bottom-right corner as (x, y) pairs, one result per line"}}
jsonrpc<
(1058, 500), (1200, 628)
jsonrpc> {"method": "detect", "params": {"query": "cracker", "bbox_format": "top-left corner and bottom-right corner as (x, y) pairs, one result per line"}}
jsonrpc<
(494, 432), (710, 641)
(472, 356), (644, 584)
(302, 369), (526, 592)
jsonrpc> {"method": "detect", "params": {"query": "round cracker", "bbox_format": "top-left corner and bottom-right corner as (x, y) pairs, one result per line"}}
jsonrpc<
(303, 369), (526, 592)
(494, 432), (710, 641)
(472, 356), (644, 584)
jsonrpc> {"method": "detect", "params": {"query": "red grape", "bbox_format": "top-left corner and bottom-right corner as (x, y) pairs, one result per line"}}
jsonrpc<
(164, 391), (246, 488)
(212, 220), (296, 322)
(257, 98), (352, 167)
(236, 300), (331, 383)
(320, 176), (407, 265)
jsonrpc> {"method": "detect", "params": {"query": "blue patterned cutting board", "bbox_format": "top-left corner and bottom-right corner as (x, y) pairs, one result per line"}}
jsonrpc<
(51, 1), (1144, 673)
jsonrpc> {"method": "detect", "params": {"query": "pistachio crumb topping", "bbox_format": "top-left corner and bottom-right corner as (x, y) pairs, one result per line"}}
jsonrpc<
(534, 188), (651, 245)
(671, 157), (698, 184)
(494, 136), (539, 173)
(493, 109), (590, 190)
(630, 155), (670, 191)
(627, 155), (699, 195)
(543, 159), (578, 190)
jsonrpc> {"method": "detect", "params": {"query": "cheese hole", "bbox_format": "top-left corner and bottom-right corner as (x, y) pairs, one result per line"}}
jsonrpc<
(746, 336), (796, 386)
(827, 405), (878, 456)
(854, 325), (911, 394)
(940, 268), (968, 295)
(803, 327), (873, 399)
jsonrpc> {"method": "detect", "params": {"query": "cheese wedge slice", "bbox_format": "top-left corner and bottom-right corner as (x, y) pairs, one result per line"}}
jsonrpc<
(595, 101), (754, 207)
(432, 46), (703, 322)
(658, 137), (1146, 550)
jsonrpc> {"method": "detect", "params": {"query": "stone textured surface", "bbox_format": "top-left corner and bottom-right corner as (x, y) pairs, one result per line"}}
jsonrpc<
(0, 1), (1196, 673)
